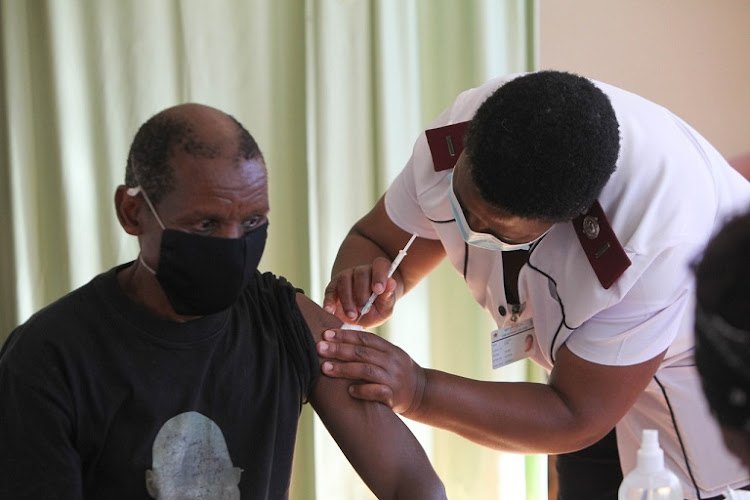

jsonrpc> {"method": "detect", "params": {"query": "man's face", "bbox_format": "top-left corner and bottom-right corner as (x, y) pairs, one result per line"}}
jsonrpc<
(451, 154), (553, 244)
(138, 148), (269, 271)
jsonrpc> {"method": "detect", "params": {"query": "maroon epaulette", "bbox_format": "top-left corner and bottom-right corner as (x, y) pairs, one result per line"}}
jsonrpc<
(425, 121), (470, 171)
(572, 201), (631, 289)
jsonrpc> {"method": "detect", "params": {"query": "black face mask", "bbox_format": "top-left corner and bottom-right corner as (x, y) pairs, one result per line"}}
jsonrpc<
(126, 184), (268, 316)
(153, 223), (268, 316)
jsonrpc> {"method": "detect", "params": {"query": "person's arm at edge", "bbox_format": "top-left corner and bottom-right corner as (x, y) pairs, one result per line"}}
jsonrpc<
(296, 293), (446, 499)
(323, 196), (446, 326)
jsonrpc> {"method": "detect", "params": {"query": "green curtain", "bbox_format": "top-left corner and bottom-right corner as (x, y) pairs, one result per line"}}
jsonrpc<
(0, 1), (541, 498)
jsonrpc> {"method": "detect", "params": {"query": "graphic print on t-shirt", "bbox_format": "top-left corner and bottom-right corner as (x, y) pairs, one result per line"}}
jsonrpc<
(145, 411), (242, 500)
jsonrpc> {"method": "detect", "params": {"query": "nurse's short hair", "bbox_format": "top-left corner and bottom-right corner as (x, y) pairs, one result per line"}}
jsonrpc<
(465, 70), (620, 222)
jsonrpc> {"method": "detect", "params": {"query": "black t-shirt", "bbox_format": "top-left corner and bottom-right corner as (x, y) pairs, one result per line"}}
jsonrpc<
(0, 264), (318, 499)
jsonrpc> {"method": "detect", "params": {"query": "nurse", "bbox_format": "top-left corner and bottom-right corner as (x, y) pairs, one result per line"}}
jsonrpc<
(319, 70), (750, 499)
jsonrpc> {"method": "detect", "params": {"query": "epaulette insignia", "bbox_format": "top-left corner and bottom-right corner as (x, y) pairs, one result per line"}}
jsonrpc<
(572, 201), (631, 289)
(425, 121), (470, 172)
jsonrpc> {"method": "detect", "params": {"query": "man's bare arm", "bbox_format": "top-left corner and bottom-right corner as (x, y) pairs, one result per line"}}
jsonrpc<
(296, 293), (445, 499)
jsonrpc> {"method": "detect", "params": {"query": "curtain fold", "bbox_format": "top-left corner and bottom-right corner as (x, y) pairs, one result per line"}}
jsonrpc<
(0, 1), (539, 497)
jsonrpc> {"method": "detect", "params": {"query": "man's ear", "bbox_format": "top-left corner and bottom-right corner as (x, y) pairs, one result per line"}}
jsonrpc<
(115, 185), (143, 236)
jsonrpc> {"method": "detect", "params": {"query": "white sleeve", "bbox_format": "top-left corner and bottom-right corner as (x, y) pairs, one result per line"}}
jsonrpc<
(564, 243), (696, 366)
(384, 150), (441, 240)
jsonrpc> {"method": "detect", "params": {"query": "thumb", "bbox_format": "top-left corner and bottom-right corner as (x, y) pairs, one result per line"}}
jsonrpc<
(347, 383), (396, 408)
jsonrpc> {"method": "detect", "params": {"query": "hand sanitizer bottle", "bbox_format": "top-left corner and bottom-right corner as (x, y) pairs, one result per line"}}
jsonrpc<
(618, 429), (682, 500)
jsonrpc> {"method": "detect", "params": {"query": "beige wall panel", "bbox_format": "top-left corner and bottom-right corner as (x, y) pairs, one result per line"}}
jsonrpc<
(539, 0), (750, 160)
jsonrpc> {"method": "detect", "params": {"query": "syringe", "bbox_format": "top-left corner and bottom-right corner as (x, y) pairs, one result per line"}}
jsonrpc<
(356, 232), (418, 323)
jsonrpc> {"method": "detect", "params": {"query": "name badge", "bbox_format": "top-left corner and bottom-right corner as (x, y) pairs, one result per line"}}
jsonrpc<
(490, 319), (535, 369)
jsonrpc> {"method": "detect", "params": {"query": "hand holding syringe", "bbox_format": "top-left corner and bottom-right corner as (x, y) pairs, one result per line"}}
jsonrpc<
(356, 233), (418, 323)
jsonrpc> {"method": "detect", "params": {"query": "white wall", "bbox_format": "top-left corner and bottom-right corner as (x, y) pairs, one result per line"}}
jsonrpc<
(539, 0), (750, 160)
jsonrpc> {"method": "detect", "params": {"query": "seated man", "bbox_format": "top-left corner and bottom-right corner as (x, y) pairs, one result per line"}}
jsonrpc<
(694, 209), (750, 474)
(0, 103), (446, 499)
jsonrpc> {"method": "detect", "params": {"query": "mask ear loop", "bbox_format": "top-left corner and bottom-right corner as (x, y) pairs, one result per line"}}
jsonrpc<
(126, 185), (164, 275)
(126, 186), (166, 230)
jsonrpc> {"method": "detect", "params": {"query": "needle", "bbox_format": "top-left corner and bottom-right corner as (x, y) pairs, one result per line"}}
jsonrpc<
(356, 233), (418, 323)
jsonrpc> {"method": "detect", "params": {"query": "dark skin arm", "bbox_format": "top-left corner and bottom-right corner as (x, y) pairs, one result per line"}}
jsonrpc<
(318, 328), (666, 454)
(296, 293), (445, 499)
(323, 196), (446, 327)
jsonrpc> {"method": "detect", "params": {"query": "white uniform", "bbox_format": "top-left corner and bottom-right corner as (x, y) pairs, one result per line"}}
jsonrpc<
(385, 74), (750, 498)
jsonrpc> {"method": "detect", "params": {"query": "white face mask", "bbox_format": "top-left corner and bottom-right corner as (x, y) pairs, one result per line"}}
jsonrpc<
(447, 173), (551, 252)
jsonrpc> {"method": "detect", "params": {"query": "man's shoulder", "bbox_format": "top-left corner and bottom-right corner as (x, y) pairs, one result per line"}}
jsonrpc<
(1, 269), (115, 359)
(28, 269), (113, 321)
(239, 270), (312, 331)
(245, 271), (302, 304)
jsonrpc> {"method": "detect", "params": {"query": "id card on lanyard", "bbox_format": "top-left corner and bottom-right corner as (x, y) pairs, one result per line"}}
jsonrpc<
(490, 318), (535, 369)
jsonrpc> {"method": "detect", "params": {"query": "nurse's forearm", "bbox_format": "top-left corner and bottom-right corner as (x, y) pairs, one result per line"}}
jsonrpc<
(332, 197), (445, 296)
(404, 369), (607, 455)
(331, 228), (392, 278)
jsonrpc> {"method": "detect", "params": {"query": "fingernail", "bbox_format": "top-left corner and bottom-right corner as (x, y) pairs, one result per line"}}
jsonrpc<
(324, 305), (334, 314)
(322, 361), (333, 372)
(323, 330), (335, 340)
(346, 311), (356, 319)
(318, 342), (328, 353)
(374, 283), (384, 293)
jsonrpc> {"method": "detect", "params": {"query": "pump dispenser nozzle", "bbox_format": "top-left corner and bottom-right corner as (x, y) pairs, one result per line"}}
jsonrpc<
(637, 429), (663, 473)
(618, 429), (682, 500)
